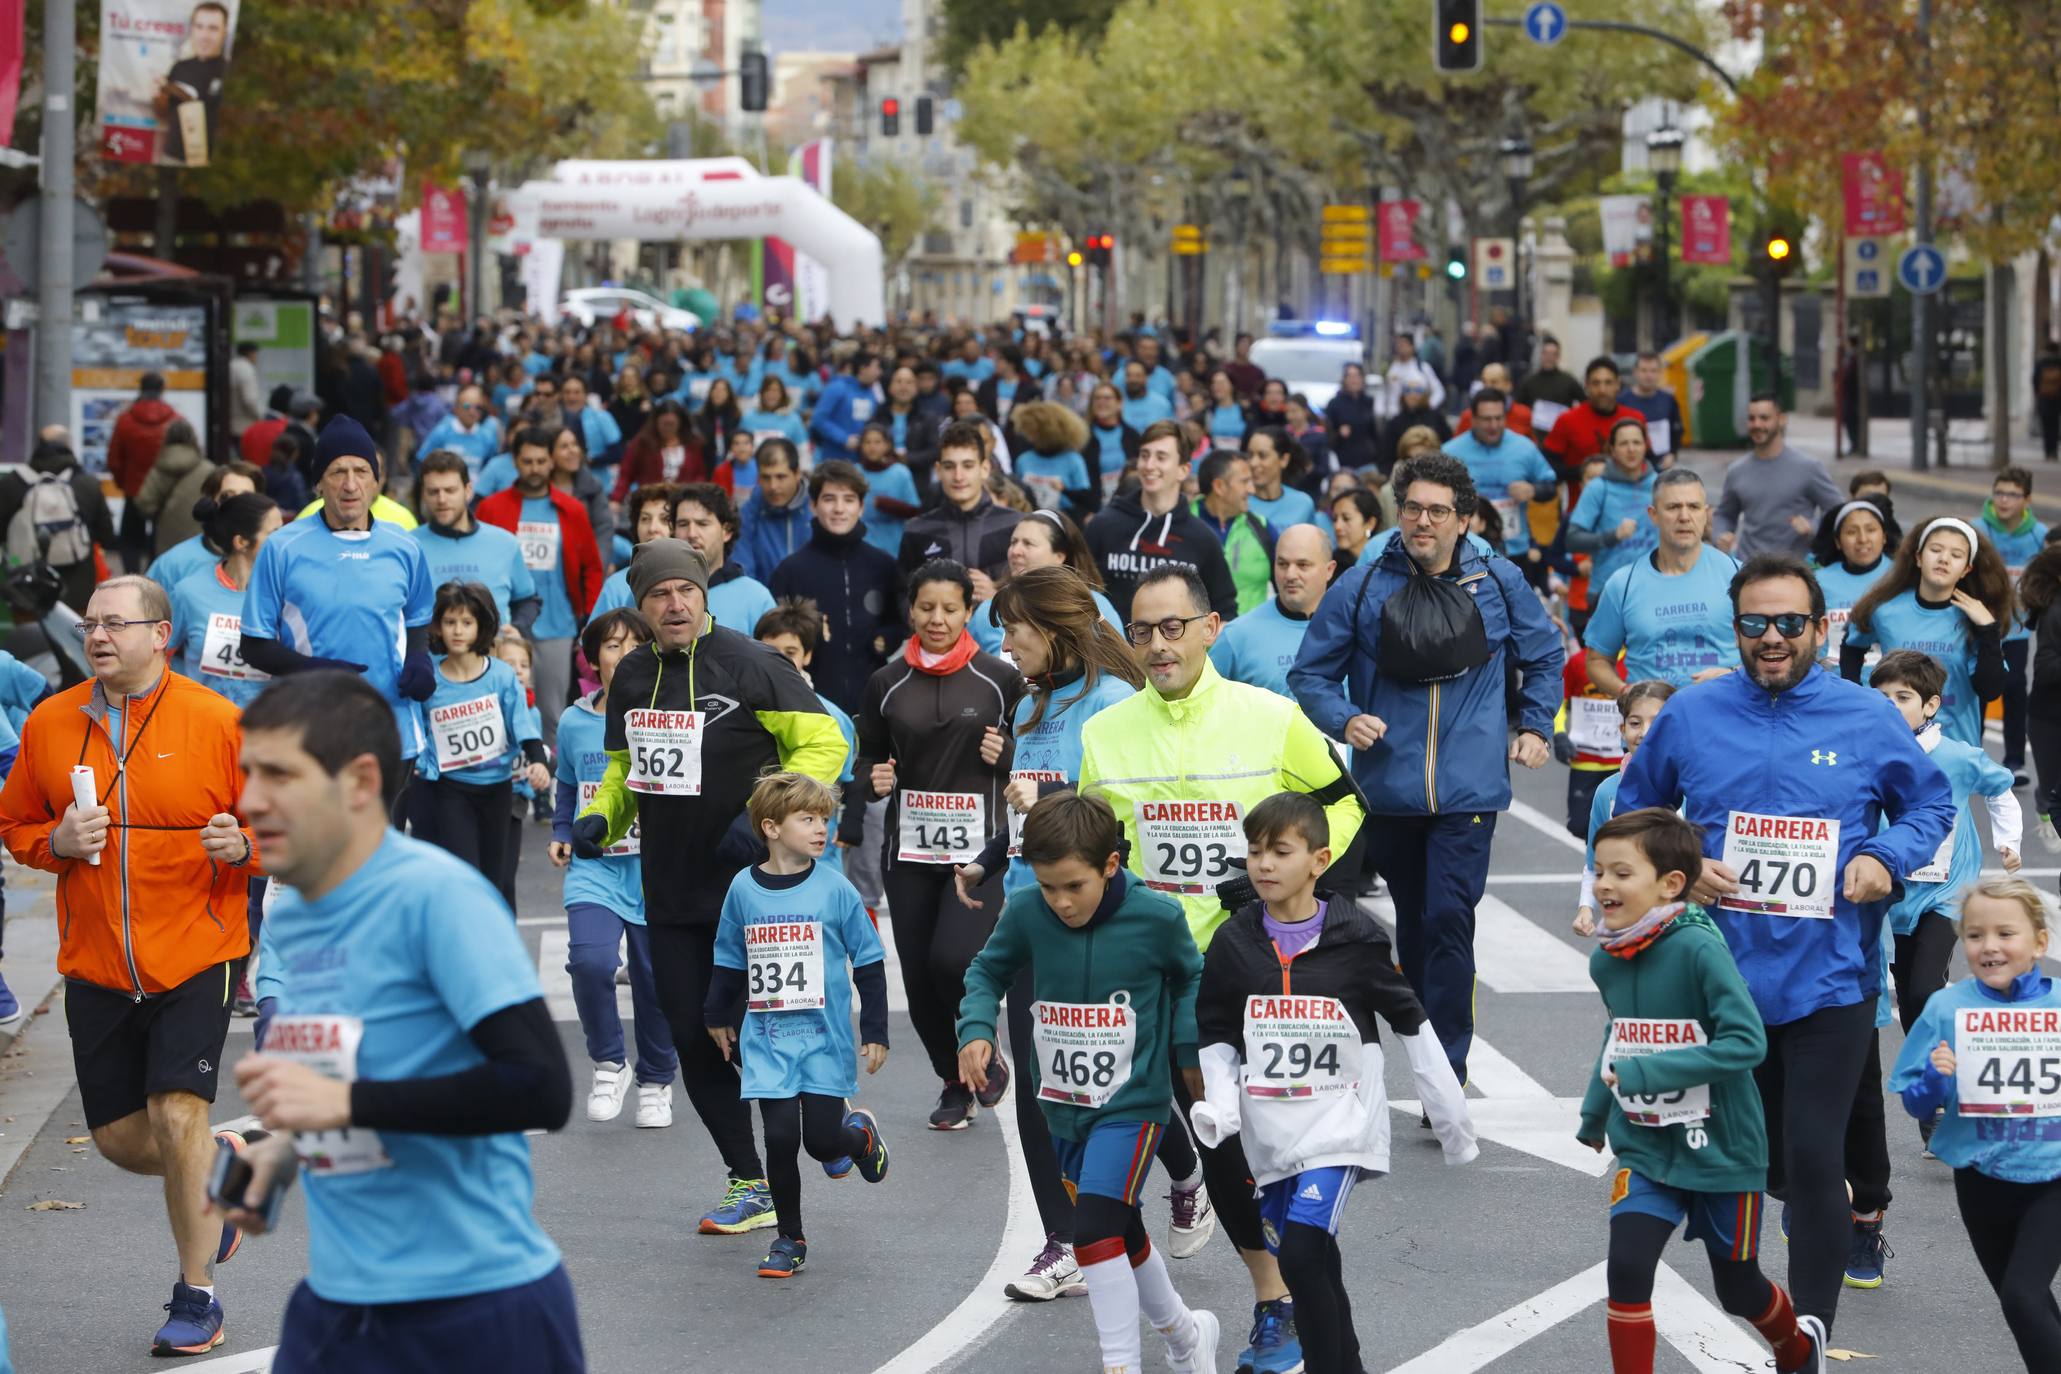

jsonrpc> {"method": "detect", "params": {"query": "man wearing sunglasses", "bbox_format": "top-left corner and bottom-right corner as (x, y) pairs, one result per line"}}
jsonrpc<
(416, 385), (503, 479)
(1616, 553), (1954, 1342)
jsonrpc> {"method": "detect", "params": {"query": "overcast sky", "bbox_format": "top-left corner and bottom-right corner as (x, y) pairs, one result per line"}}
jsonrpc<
(761, 0), (901, 55)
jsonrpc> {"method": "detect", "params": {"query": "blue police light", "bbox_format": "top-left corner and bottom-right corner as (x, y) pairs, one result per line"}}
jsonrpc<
(1313, 320), (1354, 336)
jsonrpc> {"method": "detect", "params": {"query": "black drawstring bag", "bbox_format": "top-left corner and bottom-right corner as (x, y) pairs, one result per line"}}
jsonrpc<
(1360, 558), (1491, 684)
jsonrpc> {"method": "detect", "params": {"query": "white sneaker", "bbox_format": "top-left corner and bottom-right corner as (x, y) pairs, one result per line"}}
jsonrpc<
(635, 1081), (674, 1128)
(1166, 1179), (1216, 1258)
(586, 1061), (631, 1122)
(1164, 1307), (1219, 1374)
(1003, 1235), (1085, 1300)
(1794, 1312), (1828, 1372)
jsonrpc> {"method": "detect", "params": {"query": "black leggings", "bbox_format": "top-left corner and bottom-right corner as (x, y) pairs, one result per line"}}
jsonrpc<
(1005, 970), (1074, 1240)
(1073, 1190), (1148, 1257)
(759, 1094), (870, 1241)
(648, 922), (765, 1182)
(1169, 1041), (1265, 1254)
(1607, 1210), (1774, 1313)
(2003, 638), (2031, 770)
(2029, 713), (2061, 818)
(884, 862), (1001, 1081)
(421, 777), (513, 902)
(1955, 1167), (2061, 1370)
(1893, 912), (1960, 1034)
(1840, 1028), (1892, 1216)
(1756, 998), (1878, 1331)
(1278, 1222), (1361, 1374)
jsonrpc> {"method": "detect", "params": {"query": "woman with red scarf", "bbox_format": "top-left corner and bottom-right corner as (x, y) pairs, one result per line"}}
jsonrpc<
(839, 558), (1025, 1131)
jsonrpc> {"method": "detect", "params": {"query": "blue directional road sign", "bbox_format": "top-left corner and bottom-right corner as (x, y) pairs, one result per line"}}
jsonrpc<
(1899, 243), (1946, 296)
(1524, 2), (1568, 46)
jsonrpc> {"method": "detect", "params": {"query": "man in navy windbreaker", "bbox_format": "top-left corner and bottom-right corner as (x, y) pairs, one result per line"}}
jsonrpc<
(1290, 450), (1563, 1084)
(1615, 552), (1953, 1338)
(807, 352), (884, 463)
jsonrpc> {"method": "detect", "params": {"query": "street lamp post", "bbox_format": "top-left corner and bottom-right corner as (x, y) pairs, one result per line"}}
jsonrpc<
(463, 150), (492, 320)
(1499, 137), (1534, 350)
(1646, 125), (1684, 350)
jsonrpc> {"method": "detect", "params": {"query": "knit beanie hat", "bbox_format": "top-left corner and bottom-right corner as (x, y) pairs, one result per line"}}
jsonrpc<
(626, 537), (710, 605)
(312, 415), (381, 485)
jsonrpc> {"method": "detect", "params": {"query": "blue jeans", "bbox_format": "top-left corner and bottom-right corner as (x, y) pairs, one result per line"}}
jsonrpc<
(565, 904), (676, 1084)
(1363, 810), (1498, 1083)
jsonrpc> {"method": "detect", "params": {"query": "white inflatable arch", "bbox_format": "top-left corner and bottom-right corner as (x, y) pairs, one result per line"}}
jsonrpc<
(511, 168), (885, 327)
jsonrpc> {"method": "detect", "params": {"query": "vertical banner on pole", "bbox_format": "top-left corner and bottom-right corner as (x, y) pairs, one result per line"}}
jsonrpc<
(1679, 195), (1732, 265)
(785, 138), (833, 325)
(1841, 153), (1906, 236)
(0, 0), (23, 147)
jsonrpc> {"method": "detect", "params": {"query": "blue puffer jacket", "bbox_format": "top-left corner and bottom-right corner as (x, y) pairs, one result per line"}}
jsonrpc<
(1291, 538), (1564, 815)
(808, 374), (883, 463)
(1617, 666), (1956, 1026)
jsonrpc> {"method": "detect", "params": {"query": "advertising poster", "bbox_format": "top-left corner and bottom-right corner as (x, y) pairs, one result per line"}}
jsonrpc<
(1377, 199), (1425, 262)
(71, 301), (209, 474)
(230, 296), (315, 401)
(420, 182), (468, 255)
(1680, 194), (1732, 264)
(98, 0), (242, 166)
(1841, 152), (1906, 237)
(1600, 194), (1653, 267)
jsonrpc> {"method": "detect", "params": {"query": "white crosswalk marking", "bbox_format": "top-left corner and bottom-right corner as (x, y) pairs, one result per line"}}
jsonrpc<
(1474, 894), (1594, 993)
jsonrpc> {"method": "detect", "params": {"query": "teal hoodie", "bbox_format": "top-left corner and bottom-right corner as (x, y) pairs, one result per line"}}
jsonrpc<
(1577, 905), (1769, 1194)
(957, 870), (1201, 1141)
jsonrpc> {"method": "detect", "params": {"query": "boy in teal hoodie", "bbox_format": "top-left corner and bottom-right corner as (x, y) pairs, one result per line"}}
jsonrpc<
(957, 791), (1217, 1374)
(1576, 807), (1827, 1374)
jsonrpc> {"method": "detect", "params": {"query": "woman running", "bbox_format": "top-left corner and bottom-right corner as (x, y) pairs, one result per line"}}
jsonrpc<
(1845, 517), (2013, 746)
(168, 492), (283, 708)
(1813, 499), (1892, 669)
(841, 559), (1024, 1131)
(971, 511), (1126, 655)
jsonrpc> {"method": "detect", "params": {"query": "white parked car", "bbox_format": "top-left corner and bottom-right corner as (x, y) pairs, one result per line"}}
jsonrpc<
(559, 287), (700, 333)
(1248, 325), (1366, 415)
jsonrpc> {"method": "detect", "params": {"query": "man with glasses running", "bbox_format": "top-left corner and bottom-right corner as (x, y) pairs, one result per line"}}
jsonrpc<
(1290, 451), (1562, 1090)
(1615, 553), (1954, 1341)
(1077, 564), (1368, 1374)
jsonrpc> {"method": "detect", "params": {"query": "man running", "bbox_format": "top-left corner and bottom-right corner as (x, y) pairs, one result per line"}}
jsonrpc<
(1208, 524), (1334, 698)
(221, 672), (582, 1372)
(571, 539), (846, 1234)
(1078, 563), (1367, 1374)
(1712, 394), (1841, 560)
(0, 576), (258, 1355)
(1582, 467), (1742, 695)
(1615, 552), (1955, 1338)
(411, 450), (541, 633)
(896, 420), (1019, 596)
(1086, 421), (1238, 623)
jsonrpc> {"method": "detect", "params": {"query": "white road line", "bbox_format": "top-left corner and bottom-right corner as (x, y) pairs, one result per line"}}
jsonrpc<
(1484, 873), (1582, 885)
(187, 1346), (275, 1372)
(1474, 895), (1593, 993)
(1650, 1262), (1770, 1372)
(537, 928), (634, 1024)
(866, 1077), (1037, 1374)
(1506, 798), (1587, 854)
(1465, 1037), (1552, 1099)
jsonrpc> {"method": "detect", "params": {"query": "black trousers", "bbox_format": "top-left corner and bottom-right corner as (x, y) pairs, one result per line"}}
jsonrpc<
(2029, 712), (2061, 817)
(1892, 911), (1959, 1035)
(647, 922), (764, 1181)
(2003, 638), (2031, 771)
(1955, 1167), (2061, 1369)
(883, 862), (1000, 1082)
(2038, 395), (2061, 460)
(420, 777), (513, 900)
(759, 1094), (869, 1241)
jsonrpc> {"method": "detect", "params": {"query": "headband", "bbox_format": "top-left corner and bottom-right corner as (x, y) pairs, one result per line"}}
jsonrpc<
(1832, 500), (1883, 533)
(1919, 516), (1980, 553)
(1028, 509), (1066, 529)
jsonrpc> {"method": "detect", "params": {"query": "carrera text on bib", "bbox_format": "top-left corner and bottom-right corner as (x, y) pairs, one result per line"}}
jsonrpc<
(430, 695), (507, 772)
(577, 779), (639, 855)
(266, 1015), (393, 1176)
(1137, 799), (1244, 893)
(201, 613), (266, 681)
(745, 920), (827, 1012)
(897, 789), (983, 864)
(1956, 1005), (2061, 1117)
(1033, 996), (1137, 1109)
(1605, 1018), (1712, 1127)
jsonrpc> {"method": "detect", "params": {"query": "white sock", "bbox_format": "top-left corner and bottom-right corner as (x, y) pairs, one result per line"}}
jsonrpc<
(1131, 1241), (1197, 1350)
(1170, 1164), (1204, 1192)
(190, 1284), (215, 1300)
(1080, 1249), (1144, 1372)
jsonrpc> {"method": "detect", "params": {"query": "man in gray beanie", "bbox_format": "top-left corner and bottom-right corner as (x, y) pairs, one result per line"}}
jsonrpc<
(574, 534), (848, 1238)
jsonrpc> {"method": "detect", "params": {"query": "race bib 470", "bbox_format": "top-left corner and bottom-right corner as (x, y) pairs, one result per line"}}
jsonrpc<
(1718, 811), (1839, 920)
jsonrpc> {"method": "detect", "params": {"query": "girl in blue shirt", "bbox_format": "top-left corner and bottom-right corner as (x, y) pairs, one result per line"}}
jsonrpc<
(855, 424), (922, 558)
(1202, 370), (1250, 452)
(1845, 516), (2012, 747)
(550, 607), (678, 1128)
(1812, 499), (1891, 669)
(170, 492), (283, 708)
(742, 377), (810, 462)
(417, 582), (547, 897)
(1246, 428), (1319, 531)
(1890, 877), (2061, 1367)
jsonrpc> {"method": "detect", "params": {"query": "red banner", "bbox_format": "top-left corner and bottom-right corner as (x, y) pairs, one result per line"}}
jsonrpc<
(1841, 152), (1906, 237)
(0, 0), (21, 148)
(1378, 199), (1425, 261)
(420, 181), (468, 254)
(1679, 194), (1732, 265)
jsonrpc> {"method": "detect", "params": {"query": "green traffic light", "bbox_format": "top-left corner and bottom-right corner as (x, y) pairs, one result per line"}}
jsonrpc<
(1446, 260), (1467, 280)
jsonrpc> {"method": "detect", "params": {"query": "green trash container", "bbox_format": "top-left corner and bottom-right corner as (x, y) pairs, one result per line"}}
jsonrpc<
(1687, 331), (1797, 448)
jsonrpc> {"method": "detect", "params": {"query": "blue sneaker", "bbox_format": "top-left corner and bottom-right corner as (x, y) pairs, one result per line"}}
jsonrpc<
(822, 1156), (854, 1180)
(1844, 1215), (1890, 1289)
(152, 1280), (224, 1356)
(698, 1177), (777, 1235)
(757, 1234), (807, 1278)
(0, 970), (21, 1034)
(849, 1107), (890, 1183)
(1235, 1298), (1303, 1374)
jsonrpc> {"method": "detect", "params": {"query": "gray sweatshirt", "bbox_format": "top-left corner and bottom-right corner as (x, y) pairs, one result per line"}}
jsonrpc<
(1712, 445), (1842, 560)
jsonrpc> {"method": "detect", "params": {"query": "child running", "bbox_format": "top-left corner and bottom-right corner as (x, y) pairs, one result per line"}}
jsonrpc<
(1890, 876), (2061, 1370)
(704, 771), (890, 1279)
(1577, 807), (1827, 1374)
(956, 791), (1219, 1374)
(550, 607), (679, 1128)
(1573, 679), (1675, 936)
(1192, 792), (1477, 1374)
(416, 581), (548, 900)
(496, 628), (548, 891)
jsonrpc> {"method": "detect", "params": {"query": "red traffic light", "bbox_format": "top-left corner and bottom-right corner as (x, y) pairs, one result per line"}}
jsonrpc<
(882, 98), (900, 116)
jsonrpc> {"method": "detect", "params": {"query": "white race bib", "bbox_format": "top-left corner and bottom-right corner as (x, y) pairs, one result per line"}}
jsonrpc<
(265, 1016), (392, 1176)
(1007, 770), (1068, 857)
(1022, 472), (1064, 511)
(578, 779), (638, 855)
(1910, 831), (1954, 885)
(752, 429), (786, 452)
(1566, 695), (1623, 757)
(1824, 607), (1851, 663)
(1136, 799), (1243, 894)
(1491, 496), (1521, 533)
(517, 519), (560, 572)
(745, 920), (827, 1011)
(849, 397), (875, 423)
(200, 613), (266, 682)
(1241, 994), (1359, 1100)
(1718, 811), (1839, 919)
(1647, 418), (1673, 456)
(1101, 467), (1122, 501)
(689, 377), (714, 402)
(625, 708), (704, 796)
(1211, 435), (1243, 452)
(1033, 995), (1137, 1108)
(430, 695), (507, 772)
(1530, 399), (1569, 433)
(897, 789), (983, 863)
(1605, 1018), (1712, 1126)
(1956, 1005), (2061, 1118)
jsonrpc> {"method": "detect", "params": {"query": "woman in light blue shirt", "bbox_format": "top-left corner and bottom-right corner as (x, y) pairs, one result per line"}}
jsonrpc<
(970, 509), (1125, 655)
(170, 492), (283, 708)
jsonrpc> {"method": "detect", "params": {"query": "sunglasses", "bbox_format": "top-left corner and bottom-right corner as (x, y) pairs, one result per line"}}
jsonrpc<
(1734, 612), (1813, 639)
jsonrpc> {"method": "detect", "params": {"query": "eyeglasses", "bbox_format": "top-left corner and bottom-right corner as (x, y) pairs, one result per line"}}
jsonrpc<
(1124, 614), (1211, 647)
(75, 618), (165, 639)
(1400, 501), (1457, 524)
(1734, 612), (1813, 639)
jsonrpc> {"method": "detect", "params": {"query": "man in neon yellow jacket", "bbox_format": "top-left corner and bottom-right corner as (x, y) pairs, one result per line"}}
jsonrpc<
(1077, 561), (1365, 1374)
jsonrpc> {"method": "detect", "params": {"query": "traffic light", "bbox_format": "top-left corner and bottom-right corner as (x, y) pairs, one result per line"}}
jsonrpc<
(1066, 250), (1083, 268)
(915, 95), (934, 136)
(880, 98), (900, 137)
(1084, 234), (1114, 267)
(1434, 0), (1482, 72)
(739, 50), (768, 113)
(1761, 231), (1797, 278)
(1445, 245), (1467, 281)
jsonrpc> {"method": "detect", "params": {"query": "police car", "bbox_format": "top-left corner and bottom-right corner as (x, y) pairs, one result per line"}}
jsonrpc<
(1247, 321), (1365, 413)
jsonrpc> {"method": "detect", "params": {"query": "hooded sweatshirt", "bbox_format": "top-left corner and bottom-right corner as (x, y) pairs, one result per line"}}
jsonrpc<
(106, 396), (178, 497)
(1085, 491), (1241, 623)
(736, 481), (811, 581)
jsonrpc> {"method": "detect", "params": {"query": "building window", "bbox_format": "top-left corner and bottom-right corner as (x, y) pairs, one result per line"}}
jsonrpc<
(959, 199), (973, 229)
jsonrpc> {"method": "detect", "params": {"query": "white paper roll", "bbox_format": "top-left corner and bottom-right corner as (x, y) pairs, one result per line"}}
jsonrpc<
(69, 766), (100, 867)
